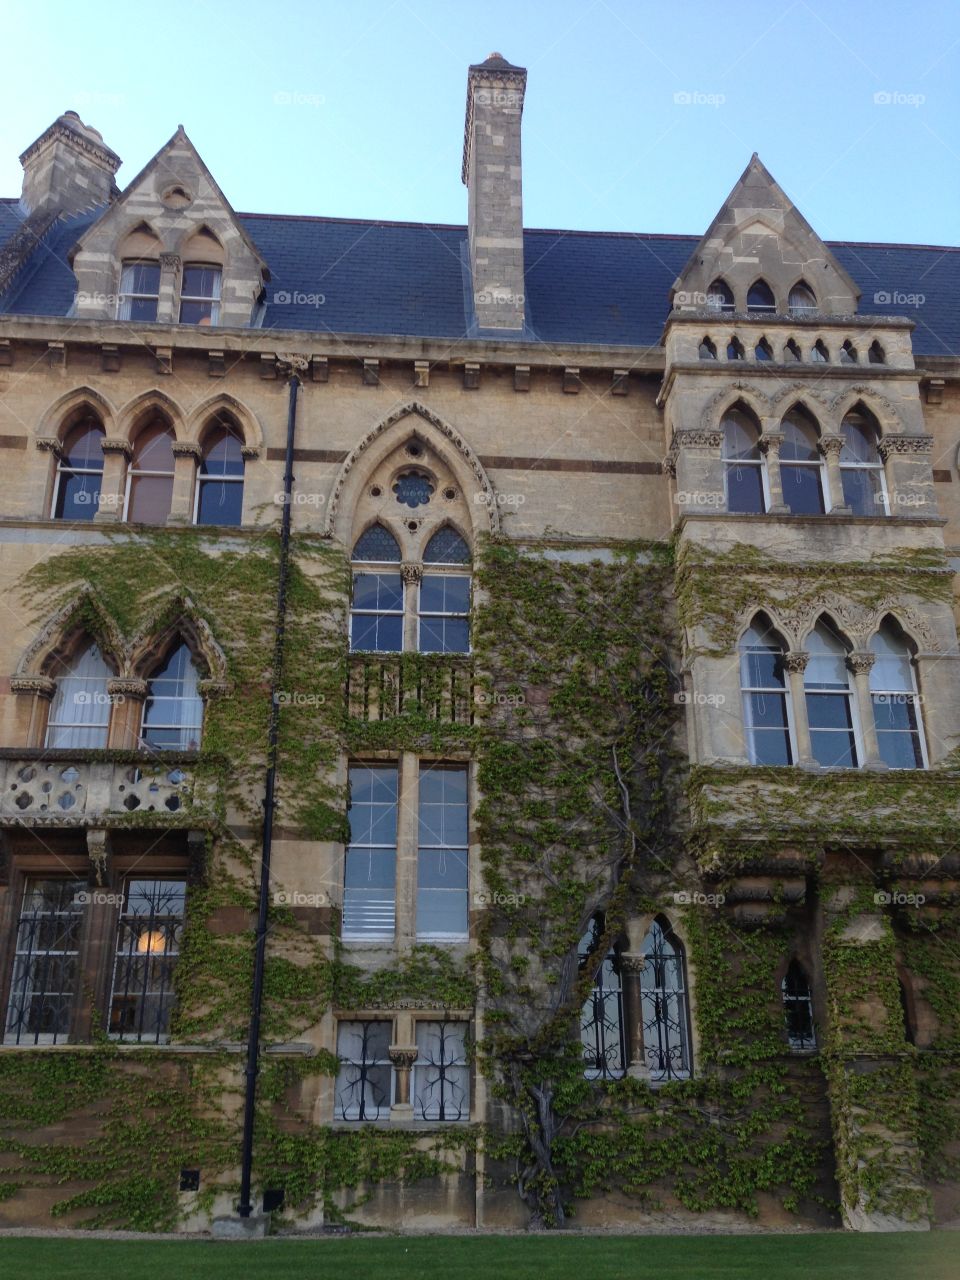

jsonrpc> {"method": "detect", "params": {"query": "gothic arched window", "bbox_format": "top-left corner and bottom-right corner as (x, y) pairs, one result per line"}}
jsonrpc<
(420, 527), (471, 654)
(869, 621), (927, 769)
(740, 616), (794, 765)
(578, 915), (625, 1080)
(788, 281), (817, 315)
(706, 279), (735, 313)
(804, 620), (858, 768)
(639, 917), (692, 1081)
(53, 416), (105, 521)
(722, 407), (766, 514)
(195, 419), (244, 526)
(782, 959), (816, 1051)
(45, 641), (112, 749)
(780, 408), (825, 514)
(350, 524), (404, 653)
(747, 279), (776, 314)
(125, 420), (175, 524)
(140, 642), (203, 750)
(840, 410), (887, 516)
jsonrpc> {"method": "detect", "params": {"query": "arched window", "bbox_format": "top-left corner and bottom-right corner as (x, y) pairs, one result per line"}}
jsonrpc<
(839, 339), (858, 364)
(869, 621), (926, 769)
(140, 642), (202, 750)
(810, 339), (829, 363)
(868, 340), (886, 365)
(754, 337), (773, 362)
(420, 527), (471, 654)
(840, 410), (887, 516)
(125, 421), (175, 524)
(45, 641), (112, 749)
(52, 416), (105, 521)
(698, 336), (717, 360)
(788, 281), (817, 315)
(746, 279), (776, 314)
(350, 524), (403, 652)
(784, 338), (802, 362)
(782, 960), (816, 1050)
(578, 915), (625, 1080)
(195, 419), (244, 526)
(639, 917), (692, 1082)
(706, 279), (735, 313)
(727, 336), (745, 361)
(423, 527), (471, 565)
(740, 617), (794, 765)
(722, 408), (766, 515)
(118, 261), (160, 322)
(780, 409), (825, 514)
(804, 621), (858, 768)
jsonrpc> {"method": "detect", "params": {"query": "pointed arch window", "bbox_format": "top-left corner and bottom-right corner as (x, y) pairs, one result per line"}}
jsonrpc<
(840, 339), (858, 365)
(740, 618), (794, 765)
(868, 340), (886, 365)
(726, 336), (745, 361)
(195, 419), (245, 526)
(140, 642), (202, 750)
(578, 915), (625, 1080)
(420, 526), (471, 654)
(780, 409), (825, 514)
(810, 339), (829, 363)
(869, 622), (926, 769)
(423, 527), (471, 565)
(45, 641), (112, 749)
(350, 524), (404, 653)
(747, 279), (776, 314)
(782, 960), (816, 1051)
(804, 621), (858, 768)
(706, 279), (735, 313)
(788, 282), (817, 315)
(53, 417), (105, 521)
(118, 261), (160, 322)
(840, 410), (887, 516)
(722, 408), (766, 514)
(698, 336), (717, 360)
(784, 338), (802, 362)
(639, 918), (692, 1082)
(125, 421), (175, 524)
(754, 337), (773, 362)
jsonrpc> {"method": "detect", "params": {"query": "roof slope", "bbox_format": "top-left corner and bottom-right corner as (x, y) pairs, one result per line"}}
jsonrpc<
(1, 198), (958, 356)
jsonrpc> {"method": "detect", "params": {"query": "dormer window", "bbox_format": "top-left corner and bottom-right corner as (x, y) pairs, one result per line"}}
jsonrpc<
(118, 261), (160, 322)
(788, 282), (817, 315)
(746, 280), (776, 315)
(179, 265), (222, 325)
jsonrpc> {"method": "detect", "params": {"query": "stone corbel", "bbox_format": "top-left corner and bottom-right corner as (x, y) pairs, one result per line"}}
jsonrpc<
(877, 434), (934, 458)
(10, 675), (56, 698)
(463, 361), (480, 390)
(100, 438), (133, 459)
(86, 828), (112, 887)
(514, 364), (530, 392)
(240, 445), (260, 460)
(563, 367), (581, 394)
(35, 436), (63, 459)
(362, 358), (380, 386)
(107, 678), (148, 699)
(171, 442), (202, 461)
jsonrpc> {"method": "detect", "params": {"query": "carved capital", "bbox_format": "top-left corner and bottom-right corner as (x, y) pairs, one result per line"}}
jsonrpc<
(35, 435), (63, 458)
(847, 651), (876, 676)
(159, 253), (182, 272)
(619, 953), (645, 976)
(388, 1045), (419, 1070)
(877, 434), (934, 458)
(783, 651), (810, 674)
(107, 677), (148, 700)
(101, 437), (133, 458)
(758, 431), (785, 456)
(171, 441), (201, 460)
(818, 433), (845, 459)
(10, 675), (56, 698)
(401, 562), (423, 585)
(240, 445), (260, 460)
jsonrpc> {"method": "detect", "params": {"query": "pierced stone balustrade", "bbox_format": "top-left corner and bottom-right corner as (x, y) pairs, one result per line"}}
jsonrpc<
(346, 655), (476, 724)
(0, 750), (218, 828)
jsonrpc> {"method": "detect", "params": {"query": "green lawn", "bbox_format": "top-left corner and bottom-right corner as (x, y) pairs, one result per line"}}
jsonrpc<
(0, 1233), (957, 1280)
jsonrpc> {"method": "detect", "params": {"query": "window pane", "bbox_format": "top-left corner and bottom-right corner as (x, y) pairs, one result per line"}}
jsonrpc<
(420, 575), (471, 615)
(417, 766), (468, 938)
(179, 299), (218, 325)
(109, 879), (185, 1043)
(197, 478), (243, 526)
(413, 1022), (469, 1120)
(741, 649), (786, 689)
(182, 266), (221, 299)
(639, 921), (691, 1081)
(350, 613), (403, 653)
(55, 471), (102, 521)
(841, 466), (884, 516)
(344, 766), (397, 938)
(746, 691), (790, 729)
(335, 1020), (392, 1120)
(352, 573), (403, 613)
(45, 642), (111, 749)
(419, 617), (470, 654)
(750, 728), (793, 766)
(726, 462), (765, 514)
(142, 643), (202, 750)
(122, 263), (160, 295)
(781, 465), (825, 515)
(806, 693), (854, 730)
(62, 422), (105, 469)
(200, 426), (245, 477)
(423, 528), (471, 564)
(393, 472), (434, 507)
(4, 880), (83, 1045)
(353, 524), (402, 562)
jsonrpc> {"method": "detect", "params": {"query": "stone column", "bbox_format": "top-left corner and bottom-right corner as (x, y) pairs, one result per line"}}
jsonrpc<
(819, 434), (849, 512)
(388, 1046), (418, 1122)
(758, 430), (788, 512)
(9, 676), (55, 747)
(157, 253), (181, 325)
(401, 563), (421, 655)
(395, 751), (419, 944)
(620, 953), (648, 1079)
(96, 439), (131, 522)
(169, 441), (201, 525)
(847, 651), (885, 769)
(106, 678), (147, 750)
(784, 652), (815, 766)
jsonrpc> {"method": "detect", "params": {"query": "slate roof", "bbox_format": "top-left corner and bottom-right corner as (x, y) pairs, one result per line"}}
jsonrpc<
(1, 197), (958, 356)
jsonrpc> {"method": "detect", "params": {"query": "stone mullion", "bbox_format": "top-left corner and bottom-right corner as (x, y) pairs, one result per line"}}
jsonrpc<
(758, 429), (787, 513)
(157, 253), (181, 325)
(395, 752), (419, 946)
(401, 563), (421, 653)
(106, 678), (148, 750)
(783, 651), (814, 767)
(847, 651), (885, 769)
(169, 441), (201, 525)
(620, 953), (648, 1079)
(96, 439), (131, 523)
(819, 433), (848, 512)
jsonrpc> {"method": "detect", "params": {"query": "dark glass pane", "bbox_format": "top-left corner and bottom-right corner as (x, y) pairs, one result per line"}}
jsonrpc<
(423, 527), (471, 564)
(344, 848), (396, 889)
(349, 766), (398, 808)
(200, 426), (244, 477)
(726, 463), (765, 514)
(841, 467), (883, 516)
(179, 300), (216, 325)
(350, 613), (403, 653)
(182, 266), (220, 298)
(742, 650), (786, 688)
(419, 618), (470, 654)
(133, 424), (176, 471)
(128, 297), (159, 322)
(352, 524), (401, 562)
(62, 422), (105, 469)
(877, 731), (922, 770)
(417, 848), (468, 889)
(809, 729), (857, 768)
(393, 472), (434, 507)
(747, 280), (775, 311)
(127, 473), (174, 524)
(873, 695), (917, 732)
(752, 727), (793, 766)
(128, 263), (160, 294)
(806, 693), (853, 731)
(197, 478), (243, 526)
(420, 575), (470, 614)
(352, 573), (403, 613)
(747, 691), (790, 729)
(56, 471), (101, 520)
(781, 465), (825, 515)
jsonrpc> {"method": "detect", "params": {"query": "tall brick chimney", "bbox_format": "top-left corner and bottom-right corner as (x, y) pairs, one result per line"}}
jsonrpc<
(462, 53), (527, 333)
(19, 112), (120, 217)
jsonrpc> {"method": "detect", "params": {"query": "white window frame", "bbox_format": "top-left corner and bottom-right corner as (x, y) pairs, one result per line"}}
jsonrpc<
(417, 572), (472, 655)
(349, 568), (405, 654)
(802, 628), (863, 771)
(334, 1019), (395, 1120)
(117, 260), (160, 322)
(416, 763), (469, 942)
(411, 1019), (470, 1121)
(740, 634), (797, 766)
(869, 639), (929, 770)
(722, 415), (770, 515)
(342, 763), (398, 941)
(178, 263), (222, 325)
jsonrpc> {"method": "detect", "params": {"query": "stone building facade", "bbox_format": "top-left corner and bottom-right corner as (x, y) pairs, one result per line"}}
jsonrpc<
(0, 54), (959, 1234)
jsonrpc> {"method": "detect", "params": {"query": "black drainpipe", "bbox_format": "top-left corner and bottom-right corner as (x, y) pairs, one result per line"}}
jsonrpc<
(238, 367), (300, 1218)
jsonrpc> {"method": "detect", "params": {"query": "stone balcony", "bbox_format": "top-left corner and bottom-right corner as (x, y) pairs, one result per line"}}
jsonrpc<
(0, 749), (220, 829)
(346, 654), (476, 725)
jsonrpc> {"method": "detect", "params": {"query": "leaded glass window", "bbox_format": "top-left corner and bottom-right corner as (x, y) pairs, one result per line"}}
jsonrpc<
(393, 472), (434, 508)
(418, 574), (470, 653)
(353, 523), (402, 563)
(423, 527), (470, 565)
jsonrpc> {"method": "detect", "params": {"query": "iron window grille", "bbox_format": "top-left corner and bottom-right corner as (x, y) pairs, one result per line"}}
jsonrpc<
(4, 879), (84, 1045)
(639, 919), (692, 1082)
(412, 1020), (469, 1121)
(578, 917), (626, 1080)
(782, 960), (817, 1051)
(335, 1020), (393, 1120)
(108, 878), (186, 1043)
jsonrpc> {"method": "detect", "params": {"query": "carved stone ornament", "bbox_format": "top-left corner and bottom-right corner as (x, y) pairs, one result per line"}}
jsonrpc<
(101, 437), (133, 457)
(10, 675), (56, 698)
(35, 436), (63, 457)
(619, 953), (645, 975)
(86, 828), (112, 887)
(672, 429), (723, 450)
(877, 434), (934, 458)
(171, 441), (202, 460)
(401, 562), (423, 585)
(783, 651), (810, 674)
(159, 253), (182, 272)
(846, 651), (876, 675)
(758, 431), (785, 455)
(818, 433), (845, 458)
(198, 678), (228, 700)
(388, 1046), (419, 1070)
(275, 353), (310, 374)
(106, 677), (148, 699)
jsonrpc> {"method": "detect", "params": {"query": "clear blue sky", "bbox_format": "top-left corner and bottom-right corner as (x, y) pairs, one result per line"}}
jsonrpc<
(4, 0), (959, 245)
